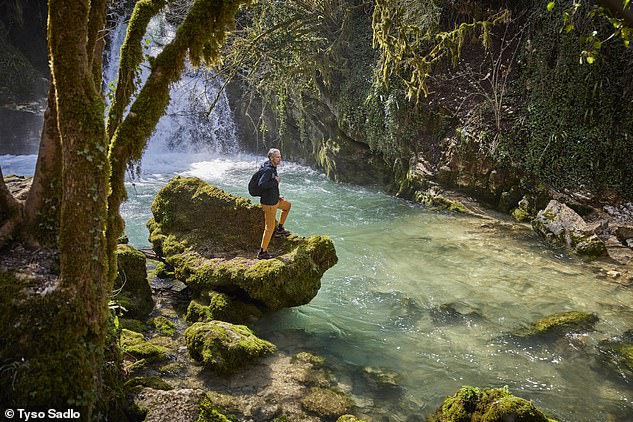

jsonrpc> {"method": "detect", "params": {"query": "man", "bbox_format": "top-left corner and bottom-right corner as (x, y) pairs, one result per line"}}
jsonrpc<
(257, 148), (292, 259)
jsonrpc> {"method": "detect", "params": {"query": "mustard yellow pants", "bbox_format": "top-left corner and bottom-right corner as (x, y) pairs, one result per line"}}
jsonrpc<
(260, 198), (292, 251)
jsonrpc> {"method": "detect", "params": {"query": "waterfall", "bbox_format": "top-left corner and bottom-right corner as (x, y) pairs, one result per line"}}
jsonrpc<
(103, 8), (240, 174)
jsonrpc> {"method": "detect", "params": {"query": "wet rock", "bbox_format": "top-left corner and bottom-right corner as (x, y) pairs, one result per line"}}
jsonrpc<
(532, 200), (607, 258)
(120, 329), (170, 362)
(133, 388), (207, 422)
(615, 225), (633, 242)
(513, 311), (599, 340)
(184, 321), (276, 374)
(337, 415), (367, 422)
(124, 376), (173, 393)
(428, 386), (558, 422)
(115, 244), (154, 317)
(430, 303), (481, 325)
(185, 292), (262, 325)
(302, 387), (355, 418)
(597, 330), (633, 377)
(415, 188), (472, 214)
(361, 366), (403, 398)
(147, 176), (338, 310)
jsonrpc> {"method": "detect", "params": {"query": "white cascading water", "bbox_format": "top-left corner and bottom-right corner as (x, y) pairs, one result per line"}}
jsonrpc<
(103, 10), (240, 175)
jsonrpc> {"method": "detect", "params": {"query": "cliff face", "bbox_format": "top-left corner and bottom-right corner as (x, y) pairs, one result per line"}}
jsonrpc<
(226, 1), (633, 211)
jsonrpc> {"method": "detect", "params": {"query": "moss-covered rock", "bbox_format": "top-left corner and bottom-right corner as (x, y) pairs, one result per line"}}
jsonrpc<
(120, 329), (169, 361)
(114, 244), (154, 317)
(119, 318), (149, 333)
(150, 316), (177, 336)
(197, 395), (239, 422)
(301, 387), (355, 418)
(415, 188), (471, 214)
(186, 292), (262, 325)
(147, 176), (338, 310)
(184, 321), (276, 374)
(337, 415), (367, 422)
(429, 386), (558, 422)
(597, 330), (633, 376)
(124, 376), (173, 393)
(514, 311), (599, 340)
(532, 200), (607, 258)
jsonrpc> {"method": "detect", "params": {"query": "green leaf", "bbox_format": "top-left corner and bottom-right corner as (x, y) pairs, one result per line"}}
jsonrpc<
(565, 23), (575, 33)
(547, 2), (555, 12)
(586, 55), (595, 64)
(625, 0), (631, 8)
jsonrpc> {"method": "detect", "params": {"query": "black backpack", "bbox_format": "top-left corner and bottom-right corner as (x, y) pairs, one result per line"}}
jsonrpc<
(248, 167), (264, 197)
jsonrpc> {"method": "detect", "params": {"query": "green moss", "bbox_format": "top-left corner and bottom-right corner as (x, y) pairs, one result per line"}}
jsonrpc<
(415, 190), (471, 214)
(120, 329), (169, 361)
(149, 177), (338, 310)
(302, 387), (354, 418)
(598, 331), (633, 374)
(512, 207), (532, 222)
(124, 376), (173, 393)
(114, 244), (154, 317)
(197, 396), (239, 422)
(186, 293), (263, 325)
(574, 236), (608, 258)
(184, 321), (275, 374)
(429, 386), (558, 422)
(0, 270), (120, 412)
(337, 416), (367, 422)
(155, 261), (174, 278)
(291, 352), (326, 367)
(119, 318), (149, 333)
(524, 311), (599, 337)
(151, 316), (177, 336)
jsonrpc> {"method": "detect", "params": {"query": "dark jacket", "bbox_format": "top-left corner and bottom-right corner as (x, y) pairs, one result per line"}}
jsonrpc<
(258, 160), (280, 205)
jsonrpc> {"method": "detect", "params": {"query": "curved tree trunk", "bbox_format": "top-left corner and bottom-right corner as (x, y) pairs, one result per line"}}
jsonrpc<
(23, 82), (62, 246)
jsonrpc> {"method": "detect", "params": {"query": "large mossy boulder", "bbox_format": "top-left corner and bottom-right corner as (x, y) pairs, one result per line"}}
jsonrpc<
(147, 176), (338, 310)
(184, 321), (276, 374)
(114, 244), (154, 317)
(429, 386), (558, 422)
(532, 200), (607, 258)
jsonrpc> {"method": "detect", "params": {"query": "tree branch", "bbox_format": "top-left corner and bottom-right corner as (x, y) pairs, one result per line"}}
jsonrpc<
(106, 0), (167, 139)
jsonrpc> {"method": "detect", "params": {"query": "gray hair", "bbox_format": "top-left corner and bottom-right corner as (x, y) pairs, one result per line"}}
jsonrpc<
(267, 148), (281, 159)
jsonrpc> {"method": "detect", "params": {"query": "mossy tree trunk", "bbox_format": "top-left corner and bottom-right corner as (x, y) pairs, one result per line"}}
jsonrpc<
(0, 0), (249, 416)
(46, 0), (110, 416)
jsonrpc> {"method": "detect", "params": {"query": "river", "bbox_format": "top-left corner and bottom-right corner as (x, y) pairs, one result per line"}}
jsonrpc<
(3, 151), (632, 421)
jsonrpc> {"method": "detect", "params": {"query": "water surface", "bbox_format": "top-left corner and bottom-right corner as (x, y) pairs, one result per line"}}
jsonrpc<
(2, 153), (632, 421)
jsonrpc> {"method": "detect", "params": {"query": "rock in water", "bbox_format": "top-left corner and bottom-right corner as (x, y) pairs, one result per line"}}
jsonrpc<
(147, 176), (338, 310)
(532, 200), (607, 258)
(185, 321), (276, 374)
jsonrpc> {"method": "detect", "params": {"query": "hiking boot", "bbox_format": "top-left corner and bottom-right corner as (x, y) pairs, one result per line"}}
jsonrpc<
(274, 227), (291, 238)
(257, 250), (275, 260)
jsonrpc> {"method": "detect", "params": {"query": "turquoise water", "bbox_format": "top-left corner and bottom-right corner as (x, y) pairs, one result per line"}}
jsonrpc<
(3, 153), (633, 420)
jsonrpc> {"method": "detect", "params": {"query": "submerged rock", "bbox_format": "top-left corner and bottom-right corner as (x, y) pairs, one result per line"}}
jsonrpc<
(302, 387), (355, 418)
(147, 176), (337, 310)
(184, 321), (276, 374)
(597, 330), (633, 377)
(513, 311), (599, 340)
(429, 386), (558, 422)
(532, 200), (607, 258)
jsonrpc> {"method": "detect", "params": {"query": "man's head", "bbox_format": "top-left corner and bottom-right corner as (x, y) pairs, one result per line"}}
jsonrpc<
(267, 148), (282, 166)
